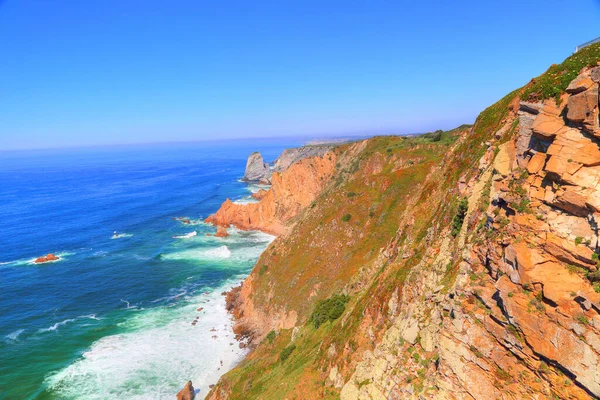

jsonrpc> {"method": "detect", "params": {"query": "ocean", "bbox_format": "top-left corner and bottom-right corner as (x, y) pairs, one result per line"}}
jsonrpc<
(0, 139), (299, 399)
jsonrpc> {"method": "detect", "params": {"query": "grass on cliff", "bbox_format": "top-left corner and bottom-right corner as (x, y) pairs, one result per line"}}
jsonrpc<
(521, 42), (600, 103)
(217, 325), (340, 400)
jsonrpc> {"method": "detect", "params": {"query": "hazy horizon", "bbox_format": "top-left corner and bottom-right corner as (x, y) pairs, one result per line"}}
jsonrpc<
(2, 0), (600, 150)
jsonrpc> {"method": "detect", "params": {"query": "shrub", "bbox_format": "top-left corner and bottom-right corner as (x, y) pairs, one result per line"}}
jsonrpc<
(266, 330), (276, 344)
(347, 192), (357, 197)
(451, 198), (469, 237)
(309, 294), (350, 329)
(575, 236), (584, 245)
(279, 344), (296, 362)
(521, 42), (600, 104)
(341, 213), (352, 222)
(587, 270), (600, 282)
(423, 129), (443, 142)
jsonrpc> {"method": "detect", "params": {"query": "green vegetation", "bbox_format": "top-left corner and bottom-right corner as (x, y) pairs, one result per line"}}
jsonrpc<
(266, 330), (276, 344)
(521, 42), (600, 103)
(422, 129), (443, 142)
(575, 236), (584, 245)
(309, 294), (350, 329)
(451, 197), (469, 237)
(341, 213), (352, 222)
(279, 344), (296, 362)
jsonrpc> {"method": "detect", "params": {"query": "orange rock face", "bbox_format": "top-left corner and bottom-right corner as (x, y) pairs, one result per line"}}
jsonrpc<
(215, 226), (229, 238)
(250, 189), (268, 200)
(205, 151), (337, 235)
(34, 253), (59, 263)
(176, 380), (195, 400)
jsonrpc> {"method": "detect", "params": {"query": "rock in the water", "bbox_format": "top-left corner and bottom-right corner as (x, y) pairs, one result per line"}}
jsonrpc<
(215, 226), (229, 237)
(176, 380), (195, 400)
(34, 253), (59, 264)
(242, 152), (270, 182)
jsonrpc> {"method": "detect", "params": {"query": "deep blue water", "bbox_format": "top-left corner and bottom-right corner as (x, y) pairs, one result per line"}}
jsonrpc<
(0, 139), (299, 399)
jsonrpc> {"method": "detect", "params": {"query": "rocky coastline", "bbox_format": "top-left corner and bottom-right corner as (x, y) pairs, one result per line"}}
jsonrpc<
(200, 48), (600, 400)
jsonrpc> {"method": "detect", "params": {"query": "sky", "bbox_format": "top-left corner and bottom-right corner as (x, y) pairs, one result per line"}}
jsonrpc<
(2, 0), (600, 150)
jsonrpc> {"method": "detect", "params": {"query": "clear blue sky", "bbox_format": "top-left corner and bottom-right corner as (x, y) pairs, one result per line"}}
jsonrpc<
(2, 0), (600, 150)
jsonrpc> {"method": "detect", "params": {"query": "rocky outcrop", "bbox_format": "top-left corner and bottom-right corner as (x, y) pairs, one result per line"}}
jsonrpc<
(242, 152), (270, 182)
(206, 151), (337, 235)
(250, 189), (268, 200)
(215, 226), (229, 238)
(273, 145), (334, 172)
(176, 381), (195, 400)
(34, 253), (59, 263)
(208, 51), (600, 400)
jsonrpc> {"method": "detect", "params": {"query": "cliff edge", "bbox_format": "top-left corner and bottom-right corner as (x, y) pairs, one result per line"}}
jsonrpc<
(206, 44), (600, 399)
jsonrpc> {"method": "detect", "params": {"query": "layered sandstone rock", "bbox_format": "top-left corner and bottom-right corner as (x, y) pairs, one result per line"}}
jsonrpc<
(206, 151), (337, 235)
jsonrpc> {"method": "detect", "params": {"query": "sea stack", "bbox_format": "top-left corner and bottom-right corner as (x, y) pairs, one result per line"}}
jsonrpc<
(176, 380), (195, 400)
(242, 152), (270, 182)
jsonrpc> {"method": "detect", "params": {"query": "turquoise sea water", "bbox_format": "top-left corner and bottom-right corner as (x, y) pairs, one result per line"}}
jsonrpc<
(0, 139), (298, 399)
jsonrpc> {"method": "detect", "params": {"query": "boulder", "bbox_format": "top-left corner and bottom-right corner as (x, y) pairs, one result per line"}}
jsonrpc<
(215, 226), (229, 238)
(242, 152), (270, 182)
(566, 75), (596, 94)
(566, 83), (599, 133)
(527, 152), (547, 174)
(531, 113), (566, 139)
(493, 141), (515, 177)
(176, 381), (195, 400)
(591, 66), (600, 83)
(34, 253), (59, 264)
(552, 189), (590, 217)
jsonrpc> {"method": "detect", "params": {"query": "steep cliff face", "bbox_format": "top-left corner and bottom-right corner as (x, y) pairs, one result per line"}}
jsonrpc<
(205, 151), (337, 235)
(207, 44), (600, 400)
(273, 144), (334, 172)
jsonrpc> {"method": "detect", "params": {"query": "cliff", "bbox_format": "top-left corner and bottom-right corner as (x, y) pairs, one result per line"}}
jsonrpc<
(206, 43), (600, 399)
(273, 144), (334, 172)
(205, 151), (337, 235)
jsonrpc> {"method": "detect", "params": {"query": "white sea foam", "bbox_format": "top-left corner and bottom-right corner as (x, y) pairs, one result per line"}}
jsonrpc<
(246, 183), (271, 193)
(173, 231), (197, 239)
(232, 196), (259, 205)
(38, 315), (100, 334)
(162, 245), (232, 262)
(111, 233), (133, 239)
(38, 318), (76, 333)
(44, 229), (274, 398)
(0, 251), (73, 268)
(44, 281), (248, 399)
(5, 329), (25, 342)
